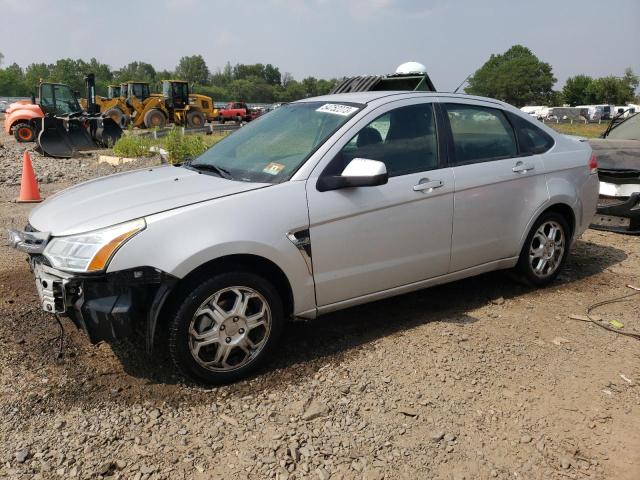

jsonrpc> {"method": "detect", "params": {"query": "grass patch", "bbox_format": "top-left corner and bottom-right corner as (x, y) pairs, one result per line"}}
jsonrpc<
(112, 129), (227, 163)
(112, 134), (153, 158)
(546, 122), (608, 138)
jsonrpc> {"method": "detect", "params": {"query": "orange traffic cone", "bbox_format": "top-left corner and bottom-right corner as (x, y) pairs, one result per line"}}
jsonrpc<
(16, 151), (42, 203)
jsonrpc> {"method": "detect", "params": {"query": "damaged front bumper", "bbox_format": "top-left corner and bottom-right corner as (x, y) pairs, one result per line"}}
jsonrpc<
(590, 171), (640, 235)
(8, 228), (177, 349)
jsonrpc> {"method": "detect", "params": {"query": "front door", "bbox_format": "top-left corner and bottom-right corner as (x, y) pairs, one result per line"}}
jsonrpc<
(306, 101), (454, 307)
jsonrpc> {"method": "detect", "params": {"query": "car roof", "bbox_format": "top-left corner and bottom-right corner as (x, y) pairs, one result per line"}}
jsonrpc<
(298, 91), (510, 109)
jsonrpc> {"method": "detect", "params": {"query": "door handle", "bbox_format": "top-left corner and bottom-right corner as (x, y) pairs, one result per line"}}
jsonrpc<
(413, 179), (444, 192)
(512, 161), (535, 173)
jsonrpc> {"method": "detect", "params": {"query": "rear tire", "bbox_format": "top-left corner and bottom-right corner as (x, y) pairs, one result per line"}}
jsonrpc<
(186, 110), (206, 128)
(516, 212), (570, 287)
(143, 109), (166, 129)
(169, 271), (284, 385)
(14, 122), (36, 142)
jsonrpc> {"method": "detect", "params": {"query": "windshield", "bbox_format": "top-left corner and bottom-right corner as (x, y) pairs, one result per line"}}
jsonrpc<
(130, 83), (150, 100)
(39, 83), (81, 115)
(190, 101), (363, 183)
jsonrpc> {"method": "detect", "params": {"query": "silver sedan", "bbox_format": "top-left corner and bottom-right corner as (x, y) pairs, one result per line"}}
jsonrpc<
(9, 91), (599, 384)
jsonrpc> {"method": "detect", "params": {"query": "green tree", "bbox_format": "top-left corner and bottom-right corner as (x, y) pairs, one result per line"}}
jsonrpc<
(24, 63), (51, 88)
(0, 62), (29, 96)
(0, 52), (4, 67)
(86, 58), (113, 95)
(466, 45), (556, 107)
(263, 64), (281, 86)
(302, 76), (318, 97)
(587, 76), (635, 104)
(562, 74), (594, 106)
(49, 58), (87, 93)
(113, 61), (157, 84)
(175, 55), (210, 85)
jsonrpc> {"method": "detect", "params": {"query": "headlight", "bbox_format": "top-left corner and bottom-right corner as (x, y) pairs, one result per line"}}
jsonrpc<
(44, 219), (145, 272)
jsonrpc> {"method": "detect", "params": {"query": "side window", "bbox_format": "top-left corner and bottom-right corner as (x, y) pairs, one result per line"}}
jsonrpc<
(507, 113), (554, 155)
(40, 84), (54, 110)
(327, 103), (438, 177)
(445, 104), (517, 164)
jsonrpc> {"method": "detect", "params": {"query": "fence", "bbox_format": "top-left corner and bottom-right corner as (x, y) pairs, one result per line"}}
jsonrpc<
(131, 123), (241, 139)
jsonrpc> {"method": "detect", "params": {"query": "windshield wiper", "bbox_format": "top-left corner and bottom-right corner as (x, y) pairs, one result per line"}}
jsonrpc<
(185, 161), (233, 180)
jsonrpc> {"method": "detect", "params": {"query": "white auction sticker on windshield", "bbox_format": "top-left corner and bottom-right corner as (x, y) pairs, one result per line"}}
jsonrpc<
(316, 104), (358, 116)
(263, 162), (285, 175)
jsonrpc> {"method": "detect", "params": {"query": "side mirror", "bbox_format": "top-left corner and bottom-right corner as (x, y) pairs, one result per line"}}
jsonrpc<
(317, 158), (388, 192)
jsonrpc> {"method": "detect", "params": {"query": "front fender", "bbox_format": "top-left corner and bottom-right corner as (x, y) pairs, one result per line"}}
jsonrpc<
(107, 181), (316, 317)
(4, 107), (43, 134)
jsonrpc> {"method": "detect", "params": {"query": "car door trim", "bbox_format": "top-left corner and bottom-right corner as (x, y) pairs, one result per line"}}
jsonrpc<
(311, 256), (518, 315)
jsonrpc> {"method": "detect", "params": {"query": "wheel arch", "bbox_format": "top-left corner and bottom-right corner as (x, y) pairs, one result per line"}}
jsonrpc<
(149, 253), (295, 353)
(519, 200), (577, 253)
(5, 111), (42, 133)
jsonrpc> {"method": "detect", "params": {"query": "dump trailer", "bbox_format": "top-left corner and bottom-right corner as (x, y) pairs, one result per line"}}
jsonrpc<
(36, 74), (123, 158)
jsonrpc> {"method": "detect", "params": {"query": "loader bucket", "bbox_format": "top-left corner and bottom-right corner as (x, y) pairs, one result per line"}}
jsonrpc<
(37, 116), (123, 158)
(92, 117), (123, 148)
(37, 116), (96, 158)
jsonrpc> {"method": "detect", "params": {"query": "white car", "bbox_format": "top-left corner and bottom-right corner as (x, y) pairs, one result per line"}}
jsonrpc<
(9, 91), (599, 384)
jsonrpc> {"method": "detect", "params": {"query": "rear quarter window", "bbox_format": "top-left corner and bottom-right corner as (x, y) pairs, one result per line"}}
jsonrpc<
(507, 113), (555, 155)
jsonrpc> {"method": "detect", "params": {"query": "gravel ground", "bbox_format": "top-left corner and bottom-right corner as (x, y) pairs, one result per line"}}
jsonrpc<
(1, 122), (639, 480)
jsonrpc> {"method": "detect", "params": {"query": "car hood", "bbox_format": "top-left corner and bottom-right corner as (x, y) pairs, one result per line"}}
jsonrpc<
(29, 165), (268, 236)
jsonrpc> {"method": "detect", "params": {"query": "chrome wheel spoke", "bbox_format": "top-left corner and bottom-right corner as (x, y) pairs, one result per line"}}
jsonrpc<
(530, 244), (545, 259)
(546, 225), (557, 241)
(190, 327), (221, 345)
(534, 258), (547, 274)
(212, 343), (232, 367)
(246, 309), (267, 330)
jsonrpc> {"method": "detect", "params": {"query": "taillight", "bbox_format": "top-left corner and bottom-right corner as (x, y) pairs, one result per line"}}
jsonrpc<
(588, 153), (598, 174)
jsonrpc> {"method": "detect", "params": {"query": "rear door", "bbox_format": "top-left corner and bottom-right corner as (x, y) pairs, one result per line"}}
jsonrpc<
(443, 101), (549, 271)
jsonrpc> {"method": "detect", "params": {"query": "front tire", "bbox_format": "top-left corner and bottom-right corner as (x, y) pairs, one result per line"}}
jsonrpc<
(169, 271), (284, 384)
(186, 110), (206, 128)
(516, 212), (570, 286)
(14, 122), (36, 142)
(104, 108), (125, 128)
(143, 109), (166, 129)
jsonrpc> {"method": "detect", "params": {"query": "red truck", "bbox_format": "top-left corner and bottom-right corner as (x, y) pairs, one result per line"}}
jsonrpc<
(218, 102), (258, 123)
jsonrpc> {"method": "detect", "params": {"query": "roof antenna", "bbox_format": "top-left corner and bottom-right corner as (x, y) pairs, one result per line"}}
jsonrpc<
(453, 74), (471, 94)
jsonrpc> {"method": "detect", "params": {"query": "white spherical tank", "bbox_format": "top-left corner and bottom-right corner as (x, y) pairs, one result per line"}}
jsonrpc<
(395, 62), (428, 74)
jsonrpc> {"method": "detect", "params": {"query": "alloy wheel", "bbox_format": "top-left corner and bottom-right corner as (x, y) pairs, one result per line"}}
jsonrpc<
(528, 220), (565, 278)
(188, 286), (271, 372)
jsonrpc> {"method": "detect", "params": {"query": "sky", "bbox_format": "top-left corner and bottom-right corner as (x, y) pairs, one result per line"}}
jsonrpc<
(1, 0), (638, 91)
